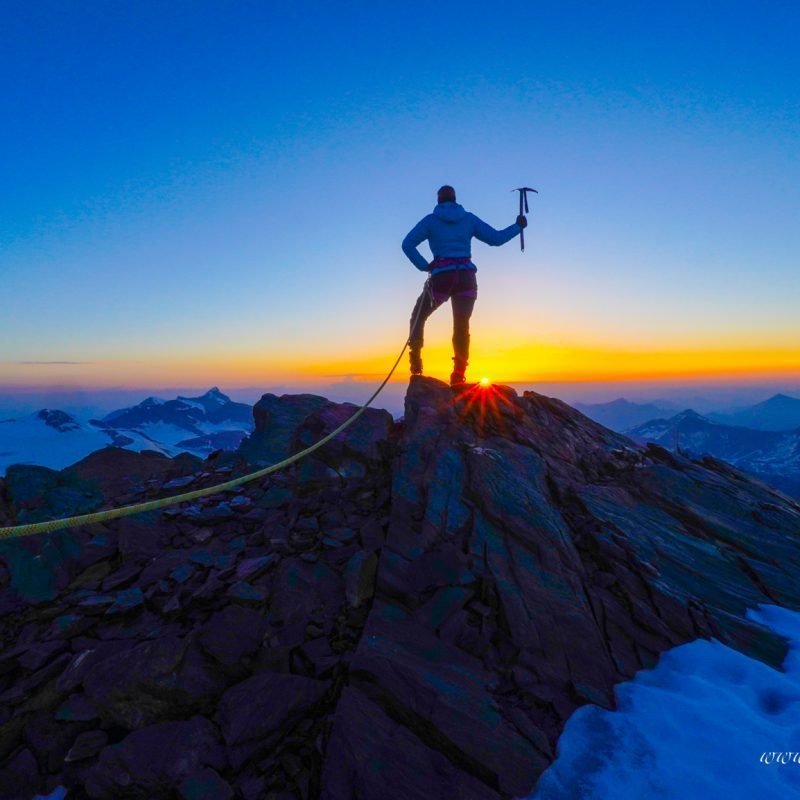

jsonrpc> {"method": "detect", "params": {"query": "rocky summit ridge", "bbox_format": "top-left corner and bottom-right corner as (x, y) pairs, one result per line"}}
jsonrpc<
(1, 377), (800, 799)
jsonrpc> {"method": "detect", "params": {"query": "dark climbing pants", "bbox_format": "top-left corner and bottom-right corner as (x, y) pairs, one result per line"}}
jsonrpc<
(409, 269), (477, 362)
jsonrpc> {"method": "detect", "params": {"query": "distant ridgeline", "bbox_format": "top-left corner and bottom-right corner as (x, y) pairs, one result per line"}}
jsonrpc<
(1, 378), (799, 798)
(578, 393), (800, 499)
(0, 387), (254, 475)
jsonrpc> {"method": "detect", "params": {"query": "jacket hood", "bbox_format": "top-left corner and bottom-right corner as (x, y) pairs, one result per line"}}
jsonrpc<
(433, 202), (468, 223)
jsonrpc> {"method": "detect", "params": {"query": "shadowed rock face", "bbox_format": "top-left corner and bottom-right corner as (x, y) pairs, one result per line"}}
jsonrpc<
(323, 379), (800, 797)
(1, 377), (800, 799)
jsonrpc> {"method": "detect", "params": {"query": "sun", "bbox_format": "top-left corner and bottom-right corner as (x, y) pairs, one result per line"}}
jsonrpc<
(480, 377), (490, 386)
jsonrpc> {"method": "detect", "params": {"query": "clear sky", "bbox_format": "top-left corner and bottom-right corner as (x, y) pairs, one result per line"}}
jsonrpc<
(3, 1), (800, 400)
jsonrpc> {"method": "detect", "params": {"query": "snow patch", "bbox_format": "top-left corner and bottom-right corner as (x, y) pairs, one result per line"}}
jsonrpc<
(0, 412), (115, 473)
(530, 604), (800, 800)
(33, 788), (68, 800)
(175, 398), (205, 412)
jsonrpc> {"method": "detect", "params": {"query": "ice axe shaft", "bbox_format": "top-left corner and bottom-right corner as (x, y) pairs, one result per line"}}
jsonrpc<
(512, 187), (538, 251)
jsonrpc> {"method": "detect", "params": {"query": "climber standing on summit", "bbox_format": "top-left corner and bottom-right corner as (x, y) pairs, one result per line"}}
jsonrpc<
(402, 185), (526, 386)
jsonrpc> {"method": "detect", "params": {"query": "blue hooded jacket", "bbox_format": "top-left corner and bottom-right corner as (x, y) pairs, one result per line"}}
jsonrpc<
(402, 201), (521, 275)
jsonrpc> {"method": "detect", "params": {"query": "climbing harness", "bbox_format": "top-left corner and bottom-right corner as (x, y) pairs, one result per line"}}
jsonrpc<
(0, 289), (431, 541)
(428, 257), (473, 274)
(512, 187), (538, 252)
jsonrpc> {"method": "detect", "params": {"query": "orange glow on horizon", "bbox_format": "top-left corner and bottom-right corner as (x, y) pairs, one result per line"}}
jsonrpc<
(4, 341), (800, 389)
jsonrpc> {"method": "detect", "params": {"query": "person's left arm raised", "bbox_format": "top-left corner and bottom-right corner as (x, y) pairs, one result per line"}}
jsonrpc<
(472, 214), (523, 246)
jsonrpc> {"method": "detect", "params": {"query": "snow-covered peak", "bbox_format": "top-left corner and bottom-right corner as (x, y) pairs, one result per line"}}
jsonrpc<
(175, 388), (230, 408)
(201, 386), (229, 404)
(2, 389), (253, 475)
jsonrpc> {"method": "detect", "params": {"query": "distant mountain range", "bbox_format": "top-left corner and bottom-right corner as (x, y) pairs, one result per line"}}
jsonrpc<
(626, 409), (800, 498)
(706, 393), (800, 431)
(572, 393), (800, 498)
(0, 387), (253, 474)
(6, 388), (800, 496)
(577, 393), (800, 434)
(574, 399), (676, 431)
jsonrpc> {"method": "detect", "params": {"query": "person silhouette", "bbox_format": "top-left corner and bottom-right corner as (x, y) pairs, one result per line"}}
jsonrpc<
(402, 185), (526, 385)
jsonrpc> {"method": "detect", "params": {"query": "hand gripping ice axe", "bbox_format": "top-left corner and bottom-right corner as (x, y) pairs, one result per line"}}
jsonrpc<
(512, 187), (538, 251)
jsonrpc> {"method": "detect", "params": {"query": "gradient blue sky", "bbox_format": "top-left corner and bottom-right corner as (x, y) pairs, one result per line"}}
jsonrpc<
(3, 1), (800, 401)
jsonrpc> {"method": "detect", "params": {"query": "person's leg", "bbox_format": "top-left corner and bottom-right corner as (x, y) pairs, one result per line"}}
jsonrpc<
(408, 289), (433, 374)
(450, 271), (478, 384)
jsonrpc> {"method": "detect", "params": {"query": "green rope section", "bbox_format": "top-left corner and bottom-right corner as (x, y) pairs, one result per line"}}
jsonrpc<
(0, 285), (428, 540)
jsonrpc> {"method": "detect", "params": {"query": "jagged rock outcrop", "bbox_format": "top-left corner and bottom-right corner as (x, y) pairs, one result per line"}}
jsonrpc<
(1, 377), (799, 799)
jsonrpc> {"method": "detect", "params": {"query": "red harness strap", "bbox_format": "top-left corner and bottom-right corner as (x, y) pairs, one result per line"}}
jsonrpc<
(430, 257), (473, 269)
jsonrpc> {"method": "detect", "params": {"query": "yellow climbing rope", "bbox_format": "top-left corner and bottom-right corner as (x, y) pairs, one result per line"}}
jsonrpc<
(0, 282), (429, 540)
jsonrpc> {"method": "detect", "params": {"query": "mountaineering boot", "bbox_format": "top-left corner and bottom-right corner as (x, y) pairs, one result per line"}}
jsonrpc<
(451, 331), (470, 386)
(409, 346), (423, 376)
(450, 356), (468, 386)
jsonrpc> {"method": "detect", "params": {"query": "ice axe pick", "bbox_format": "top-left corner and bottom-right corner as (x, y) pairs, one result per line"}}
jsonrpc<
(512, 187), (538, 251)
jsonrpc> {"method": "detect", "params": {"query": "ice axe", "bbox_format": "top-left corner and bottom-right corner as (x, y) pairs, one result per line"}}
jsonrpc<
(512, 187), (538, 251)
